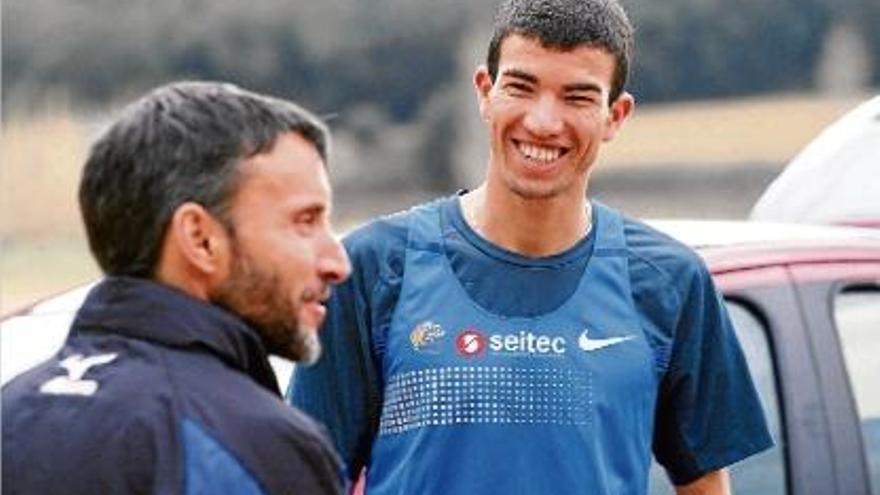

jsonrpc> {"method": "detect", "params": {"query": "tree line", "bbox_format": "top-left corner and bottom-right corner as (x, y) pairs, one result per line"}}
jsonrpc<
(4, 0), (878, 124)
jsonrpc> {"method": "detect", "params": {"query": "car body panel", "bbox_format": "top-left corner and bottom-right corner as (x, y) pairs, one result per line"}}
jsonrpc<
(703, 251), (880, 494)
(728, 280), (839, 494)
(794, 275), (876, 495)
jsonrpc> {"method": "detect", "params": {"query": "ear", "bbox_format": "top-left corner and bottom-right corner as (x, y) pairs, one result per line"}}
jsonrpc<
(473, 65), (494, 122)
(165, 202), (232, 278)
(602, 91), (635, 142)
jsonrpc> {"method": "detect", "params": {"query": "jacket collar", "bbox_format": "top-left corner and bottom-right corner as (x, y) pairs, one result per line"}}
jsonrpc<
(71, 276), (281, 395)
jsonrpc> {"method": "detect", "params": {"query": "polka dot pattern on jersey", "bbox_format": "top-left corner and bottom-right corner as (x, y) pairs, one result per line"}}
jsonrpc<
(379, 366), (593, 435)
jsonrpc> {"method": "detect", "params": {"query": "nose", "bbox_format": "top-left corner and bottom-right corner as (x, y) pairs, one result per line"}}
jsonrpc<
(318, 232), (351, 285)
(522, 94), (564, 137)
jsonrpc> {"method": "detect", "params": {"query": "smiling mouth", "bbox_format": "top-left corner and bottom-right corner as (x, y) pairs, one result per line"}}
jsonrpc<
(513, 139), (570, 163)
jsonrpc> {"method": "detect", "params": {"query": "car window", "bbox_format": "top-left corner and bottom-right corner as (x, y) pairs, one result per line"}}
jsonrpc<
(834, 288), (880, 495)
(724, 302), (787, 494)
(648, 300), (787, 494)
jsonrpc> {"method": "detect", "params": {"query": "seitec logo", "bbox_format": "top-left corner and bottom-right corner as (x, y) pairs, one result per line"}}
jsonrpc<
(456, 329), (567, 358)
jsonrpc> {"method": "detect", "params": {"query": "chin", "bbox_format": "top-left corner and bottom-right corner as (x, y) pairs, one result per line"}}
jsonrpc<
(506, 177), (570, 200)
(286, 327), (322, 366)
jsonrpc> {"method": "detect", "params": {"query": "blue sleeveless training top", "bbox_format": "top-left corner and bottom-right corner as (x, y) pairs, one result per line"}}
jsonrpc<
(366, 201), (657, 495)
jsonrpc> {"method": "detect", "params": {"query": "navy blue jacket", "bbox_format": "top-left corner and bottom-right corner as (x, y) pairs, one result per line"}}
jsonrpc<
(2, 277), (344, 494)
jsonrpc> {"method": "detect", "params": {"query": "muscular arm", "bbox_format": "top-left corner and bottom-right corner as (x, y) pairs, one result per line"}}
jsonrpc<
(675, 469), (731, 495)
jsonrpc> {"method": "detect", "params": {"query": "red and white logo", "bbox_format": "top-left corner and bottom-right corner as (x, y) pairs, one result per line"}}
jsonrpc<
(456, 329), (486, 357)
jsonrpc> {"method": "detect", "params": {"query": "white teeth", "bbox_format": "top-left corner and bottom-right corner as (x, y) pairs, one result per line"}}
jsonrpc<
(517, 142), (561, 163)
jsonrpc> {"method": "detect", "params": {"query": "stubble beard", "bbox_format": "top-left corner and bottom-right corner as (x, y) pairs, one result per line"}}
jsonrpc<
(211, 243), (322, 366)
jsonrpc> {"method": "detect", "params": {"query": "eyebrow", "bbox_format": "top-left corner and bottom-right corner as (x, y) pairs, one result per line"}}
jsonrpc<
(500, 68), (602, 94)
(500, 68), (538, 84)
(562, 82), (603, 94)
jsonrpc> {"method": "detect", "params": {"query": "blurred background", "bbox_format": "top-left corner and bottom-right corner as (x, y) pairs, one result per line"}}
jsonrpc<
(2, 0), (878, 312)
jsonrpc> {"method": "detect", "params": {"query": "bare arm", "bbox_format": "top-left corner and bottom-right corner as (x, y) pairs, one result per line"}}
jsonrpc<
(674, 469), (731, 495)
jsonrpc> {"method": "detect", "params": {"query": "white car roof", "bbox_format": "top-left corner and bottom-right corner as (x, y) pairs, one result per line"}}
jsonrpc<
(751, 95), (880, 225)
(0, 281), (295, 391)
(649, 219), (880, 249)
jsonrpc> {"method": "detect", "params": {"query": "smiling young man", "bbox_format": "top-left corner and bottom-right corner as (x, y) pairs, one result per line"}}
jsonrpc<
(2, 82), (351, 494)
(290, 1), (772, 494)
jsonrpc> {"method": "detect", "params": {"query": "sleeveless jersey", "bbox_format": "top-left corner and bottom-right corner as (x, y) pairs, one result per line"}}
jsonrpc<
(366, 202), (657, 495)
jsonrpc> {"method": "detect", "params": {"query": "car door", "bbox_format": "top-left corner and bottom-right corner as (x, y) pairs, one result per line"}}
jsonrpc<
(789, 261), (880, 495)
(709, 260), (880, 495)
(648, 266), (805, 494)
(717, 265), (836, 495)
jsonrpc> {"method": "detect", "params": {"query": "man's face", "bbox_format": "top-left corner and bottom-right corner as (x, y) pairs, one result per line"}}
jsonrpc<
(475, 34), (632, 200)
(211, 132), (350, 365)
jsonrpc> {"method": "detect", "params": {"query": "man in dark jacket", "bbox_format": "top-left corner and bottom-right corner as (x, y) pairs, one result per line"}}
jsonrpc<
(2, 81), (351, 494)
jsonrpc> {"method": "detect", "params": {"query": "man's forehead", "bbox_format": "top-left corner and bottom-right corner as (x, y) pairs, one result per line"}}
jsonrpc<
(496, 35), (616, 84)
(240, 133), (323, 171)
(499, 32), (609, 57)
(232, 135), (329, 201)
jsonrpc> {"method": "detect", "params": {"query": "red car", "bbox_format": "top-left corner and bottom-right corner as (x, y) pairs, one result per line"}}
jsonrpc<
(646, 220), (880, 495)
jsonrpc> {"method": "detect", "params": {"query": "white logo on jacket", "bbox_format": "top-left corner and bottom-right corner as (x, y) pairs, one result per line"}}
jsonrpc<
(39, 353), (118, 396)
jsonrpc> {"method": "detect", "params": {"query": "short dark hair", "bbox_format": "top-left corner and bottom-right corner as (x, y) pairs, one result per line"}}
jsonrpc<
(486, 0), (634, 103)
(79, 81), (330, 278)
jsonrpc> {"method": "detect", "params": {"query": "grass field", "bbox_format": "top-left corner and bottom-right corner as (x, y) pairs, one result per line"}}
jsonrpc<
(0, 92), (868, 313)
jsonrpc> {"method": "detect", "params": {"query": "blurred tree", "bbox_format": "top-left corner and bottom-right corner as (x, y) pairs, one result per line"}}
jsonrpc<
(626, 0), (835, 101)
(3, 0), (876, 214)
(4, 0), (875, 120)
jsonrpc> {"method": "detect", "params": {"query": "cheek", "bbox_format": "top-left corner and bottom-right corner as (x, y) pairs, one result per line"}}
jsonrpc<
(281, 237), (324, 277)
(280, 241), (313, 272)
(487, 105), (520, 143)
(486, 94), (518, 120)
(245, 233), (312, 277)
(269, 250), (312, 302)
(575, 116), (607, 142)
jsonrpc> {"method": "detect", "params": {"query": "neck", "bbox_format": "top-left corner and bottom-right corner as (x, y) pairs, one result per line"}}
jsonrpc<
(461, 183), (591, 257)
(154, 249), (212, 302)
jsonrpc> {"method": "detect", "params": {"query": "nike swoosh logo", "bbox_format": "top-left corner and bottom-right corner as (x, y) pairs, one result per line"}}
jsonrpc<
(578, 330), (634, 352)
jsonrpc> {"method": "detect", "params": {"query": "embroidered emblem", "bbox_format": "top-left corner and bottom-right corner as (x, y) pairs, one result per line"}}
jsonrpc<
(39, 353), (119, 397)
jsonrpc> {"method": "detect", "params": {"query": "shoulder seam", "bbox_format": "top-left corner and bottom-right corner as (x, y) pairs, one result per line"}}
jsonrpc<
(628, 248), (685, 309)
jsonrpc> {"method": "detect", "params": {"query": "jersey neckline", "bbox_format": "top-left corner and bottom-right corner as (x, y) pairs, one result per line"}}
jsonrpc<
(440, 194), (597, 269)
